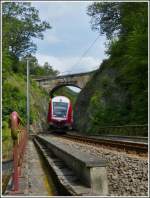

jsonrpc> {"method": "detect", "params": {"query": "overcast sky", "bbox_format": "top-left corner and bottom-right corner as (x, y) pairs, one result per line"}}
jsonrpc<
(32, 1), (107, 76)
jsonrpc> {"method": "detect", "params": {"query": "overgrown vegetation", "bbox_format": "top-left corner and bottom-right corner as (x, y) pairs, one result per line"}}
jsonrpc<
(2, 2), (58, 159)
(2, 2), (78, 159)
(74, 2), (148, 135)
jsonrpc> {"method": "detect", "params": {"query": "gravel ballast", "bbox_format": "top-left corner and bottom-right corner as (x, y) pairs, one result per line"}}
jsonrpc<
(46, 135), (148, 196)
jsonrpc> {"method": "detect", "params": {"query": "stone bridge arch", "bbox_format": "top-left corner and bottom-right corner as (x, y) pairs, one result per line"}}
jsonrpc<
(49, 83), (81, 96)
(32, 70), (96, 95)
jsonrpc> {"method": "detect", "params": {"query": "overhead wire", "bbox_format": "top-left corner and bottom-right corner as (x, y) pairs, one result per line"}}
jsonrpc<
(71, 34), (100, 69)
(59, 35), (101, 75)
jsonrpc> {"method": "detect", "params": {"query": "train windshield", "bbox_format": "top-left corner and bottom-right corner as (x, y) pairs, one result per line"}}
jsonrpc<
(53, 102), (68, 118)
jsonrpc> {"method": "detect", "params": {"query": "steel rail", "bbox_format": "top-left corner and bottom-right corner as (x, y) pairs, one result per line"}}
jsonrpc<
(61, 134), (148, 154)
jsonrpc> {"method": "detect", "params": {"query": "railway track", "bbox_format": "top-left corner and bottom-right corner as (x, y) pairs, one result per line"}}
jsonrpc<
(58, 133), (148, 154)
(91, 134), (148, 142)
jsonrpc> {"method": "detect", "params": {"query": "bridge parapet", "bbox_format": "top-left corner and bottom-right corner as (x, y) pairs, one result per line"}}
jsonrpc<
(32, 70), (96, 94)
(32, 70), (96, 81)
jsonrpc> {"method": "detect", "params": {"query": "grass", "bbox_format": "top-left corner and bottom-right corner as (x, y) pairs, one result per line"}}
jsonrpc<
(2, 127), (13, 160)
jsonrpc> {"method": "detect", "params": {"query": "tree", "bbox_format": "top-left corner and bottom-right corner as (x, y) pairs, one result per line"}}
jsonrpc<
(43, 62), (59, 76)
(87, 2), (148, 125)
(87, 2), (121, 39)
(18, 57), (59, 76)
(2, 2), (51, 59)
(87, 2), (148, 40)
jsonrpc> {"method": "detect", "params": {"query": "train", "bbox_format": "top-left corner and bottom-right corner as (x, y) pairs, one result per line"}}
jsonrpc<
(47, 96), (73, 129)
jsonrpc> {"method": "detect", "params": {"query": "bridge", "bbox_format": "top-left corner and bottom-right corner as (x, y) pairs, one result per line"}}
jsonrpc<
(32, 70), (96, 95)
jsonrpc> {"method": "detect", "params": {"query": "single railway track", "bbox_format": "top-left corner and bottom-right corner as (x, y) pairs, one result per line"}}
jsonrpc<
(60, 133), (148, 154)
(92, 134), (148, 142)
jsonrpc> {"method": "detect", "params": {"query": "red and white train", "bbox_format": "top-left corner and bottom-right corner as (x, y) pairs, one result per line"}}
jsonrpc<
(47, 96), (73, 129)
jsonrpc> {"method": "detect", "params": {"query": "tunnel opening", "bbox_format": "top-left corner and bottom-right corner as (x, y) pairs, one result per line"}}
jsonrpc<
(47, 84), (81, 131)
(49, 84), (81, 98)
(49, 84), (81, 105)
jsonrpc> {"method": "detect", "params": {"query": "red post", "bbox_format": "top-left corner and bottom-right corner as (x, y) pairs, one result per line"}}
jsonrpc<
(13, 144), (19, 191)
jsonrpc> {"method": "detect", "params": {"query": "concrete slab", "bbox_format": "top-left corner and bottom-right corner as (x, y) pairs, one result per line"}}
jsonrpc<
(34, 138), (96, 196)
(36, 135), (108, 195)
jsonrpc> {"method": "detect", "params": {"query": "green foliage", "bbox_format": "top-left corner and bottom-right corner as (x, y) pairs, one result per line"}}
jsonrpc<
(2, 2), (59, 159)
(2, 74), (25, 123)
(87, 2), (148, 40)
(2, 2), (51, 75)
(16, 56), (59, 76)
(75, 2), (148, 135)
(2, 2), (51, 58)
(30, 61), (59, 76)
(2, 127), (13, 160)
(2, 72), (50, 145)
(87, 2), (121, 39)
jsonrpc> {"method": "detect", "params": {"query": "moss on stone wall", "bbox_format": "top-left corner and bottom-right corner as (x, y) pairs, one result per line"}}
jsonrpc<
(74, 59), (148, 135)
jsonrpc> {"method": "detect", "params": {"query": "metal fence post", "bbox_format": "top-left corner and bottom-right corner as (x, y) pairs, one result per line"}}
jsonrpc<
(10, 112), (28, 192)
(13, 144), (19, 191)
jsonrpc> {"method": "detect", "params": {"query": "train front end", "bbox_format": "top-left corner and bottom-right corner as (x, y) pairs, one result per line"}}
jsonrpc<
(47, 96), (73, 129)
